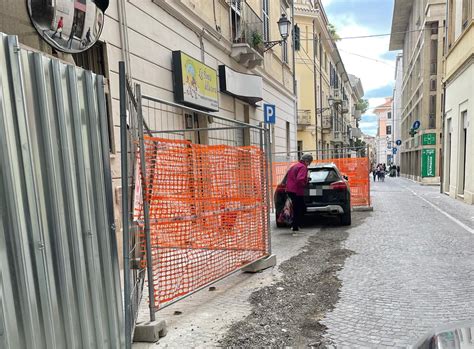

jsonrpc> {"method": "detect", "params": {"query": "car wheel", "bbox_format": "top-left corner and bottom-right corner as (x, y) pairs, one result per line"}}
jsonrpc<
(341, 207), (352, 226)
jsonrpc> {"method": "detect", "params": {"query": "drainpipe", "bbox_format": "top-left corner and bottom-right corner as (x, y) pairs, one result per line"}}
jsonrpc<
(313, 19), (319, 159)
(440, 81), (446, 193)
(319, 33), (323, 158)
(440, 3), (449, 194)
(291, 0), (297, 160)
(118, 0), (131, 76)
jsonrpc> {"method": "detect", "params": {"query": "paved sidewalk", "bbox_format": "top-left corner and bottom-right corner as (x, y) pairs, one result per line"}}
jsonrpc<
(322, 178), (474, 347)
(133, 217), (313, 348)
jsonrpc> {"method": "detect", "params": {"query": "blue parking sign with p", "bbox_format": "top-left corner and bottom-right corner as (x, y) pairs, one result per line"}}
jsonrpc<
(264, 104), (276, 124)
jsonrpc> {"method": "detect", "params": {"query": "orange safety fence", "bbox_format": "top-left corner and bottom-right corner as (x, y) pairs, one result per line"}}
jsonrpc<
(135, 136), (269, 309)
(272, 157), (371, 207)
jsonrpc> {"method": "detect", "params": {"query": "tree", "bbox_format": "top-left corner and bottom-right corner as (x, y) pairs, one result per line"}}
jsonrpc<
(353, 139), (367, 157)
(356, 98), (369, 113)
(327, 23), (341, 41)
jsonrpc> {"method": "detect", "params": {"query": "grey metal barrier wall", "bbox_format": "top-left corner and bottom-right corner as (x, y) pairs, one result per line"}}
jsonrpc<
(0, 33), (124, 348)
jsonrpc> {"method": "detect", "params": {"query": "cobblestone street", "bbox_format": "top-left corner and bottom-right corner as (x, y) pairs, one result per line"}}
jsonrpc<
(322, 178), (474, 347)
(135, 177), (474, 348)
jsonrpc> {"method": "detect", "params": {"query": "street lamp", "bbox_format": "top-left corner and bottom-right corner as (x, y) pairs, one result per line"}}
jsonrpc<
(264, 13), (292, 52)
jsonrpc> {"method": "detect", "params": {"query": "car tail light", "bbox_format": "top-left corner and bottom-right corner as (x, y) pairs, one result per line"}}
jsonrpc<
(330, 181), (347, 191)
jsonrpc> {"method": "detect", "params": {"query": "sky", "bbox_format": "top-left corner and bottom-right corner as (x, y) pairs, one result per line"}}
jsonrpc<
(322, 0), (396, 136)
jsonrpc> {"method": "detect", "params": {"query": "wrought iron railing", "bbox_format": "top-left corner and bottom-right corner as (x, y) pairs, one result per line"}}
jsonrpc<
(229, 0), (264, 55)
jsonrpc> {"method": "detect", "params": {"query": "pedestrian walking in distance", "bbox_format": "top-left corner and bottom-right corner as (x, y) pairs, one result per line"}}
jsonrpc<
(397, 165), (401, 177)
(286, 153), (313, 232)
(52, 17), (64, 40)
(372, 167), (377, 182)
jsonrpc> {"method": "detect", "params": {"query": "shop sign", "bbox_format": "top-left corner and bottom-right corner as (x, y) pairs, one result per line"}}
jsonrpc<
(422, 133), (436, 145)
(422, 148), (436, 177)
(218, 65), (263, 105)
(172, 51), (219, 111)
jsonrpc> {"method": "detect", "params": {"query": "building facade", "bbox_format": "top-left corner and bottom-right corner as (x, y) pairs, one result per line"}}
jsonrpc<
(392, 54), (403, 166)
(390, 0), (446, 183)
(374, 98), (394, 165)
(362, 133), (377, 169)
(294, 0), (362, 160)
(443, 0), (474, 203)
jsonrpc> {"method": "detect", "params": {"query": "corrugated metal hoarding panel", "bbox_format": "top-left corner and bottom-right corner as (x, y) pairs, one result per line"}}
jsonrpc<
(0, 33), (124, 348)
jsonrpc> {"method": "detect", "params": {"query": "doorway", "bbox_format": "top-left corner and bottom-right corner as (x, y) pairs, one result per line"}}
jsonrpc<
(458, 111), (467, 196)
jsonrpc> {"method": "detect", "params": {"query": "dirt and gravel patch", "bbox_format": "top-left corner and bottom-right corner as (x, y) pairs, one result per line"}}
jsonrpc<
(219, 223), (353, 348)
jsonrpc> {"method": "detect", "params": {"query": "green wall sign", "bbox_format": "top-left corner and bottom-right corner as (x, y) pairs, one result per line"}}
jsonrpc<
(422, 148), (436, 177)
(422, 133), (436, 145)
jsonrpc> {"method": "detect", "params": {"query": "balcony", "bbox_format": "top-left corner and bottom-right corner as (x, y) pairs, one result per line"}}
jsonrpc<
(229, 1), (264, 69)
(297, 109), (312, 130)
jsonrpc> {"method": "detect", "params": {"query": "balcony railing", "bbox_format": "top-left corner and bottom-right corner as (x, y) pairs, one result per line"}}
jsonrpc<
(297, 109), (312, 126)
(229, 0), (264, 55)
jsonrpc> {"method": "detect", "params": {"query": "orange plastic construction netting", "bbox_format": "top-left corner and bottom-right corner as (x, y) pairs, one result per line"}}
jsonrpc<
(273, 157), (371, 207)
(136, 136), (269, 309)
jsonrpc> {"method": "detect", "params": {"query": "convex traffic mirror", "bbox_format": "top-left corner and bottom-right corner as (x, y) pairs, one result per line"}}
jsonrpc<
(27, 0), (109, 53)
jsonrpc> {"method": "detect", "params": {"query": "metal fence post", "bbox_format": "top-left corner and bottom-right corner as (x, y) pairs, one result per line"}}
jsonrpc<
(136, 84), (156, 321)
(119, 62), (131, 349)
(264, 124), (272, 255)
(367, 144), (371, 208)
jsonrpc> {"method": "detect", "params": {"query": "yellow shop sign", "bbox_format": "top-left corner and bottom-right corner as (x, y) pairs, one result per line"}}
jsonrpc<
(172, 51), (219, 111)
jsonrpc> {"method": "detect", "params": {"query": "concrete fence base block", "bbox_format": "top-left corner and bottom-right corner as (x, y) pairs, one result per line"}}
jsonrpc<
(352, 206), (374, 212)
(242, 254), (277, 273)
(133, 320), (167, 343)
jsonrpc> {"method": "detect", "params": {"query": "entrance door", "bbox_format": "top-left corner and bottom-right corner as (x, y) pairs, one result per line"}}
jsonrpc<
(458, 111), (467, 195)
(446, 118), (452, 192)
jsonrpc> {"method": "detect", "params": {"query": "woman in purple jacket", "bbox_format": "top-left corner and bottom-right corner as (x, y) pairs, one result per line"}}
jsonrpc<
(286, 153), (313, 231)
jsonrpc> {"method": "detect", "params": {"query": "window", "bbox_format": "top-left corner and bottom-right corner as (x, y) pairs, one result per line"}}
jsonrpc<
(430, 78), (437, 91)
(429, 95), (437, 128)
(262, 0), (270, 42)
(297, 140), (303, 160)
(314, 31), (318, 57)
(386, 125), (392, 135)
(309, 169), (339, 183)
(388, 112), (392, 119)
(230, 0), (242, 43)
(431, 21), (439, 35)
(448, 0), (455, 47)
(430, 39), (438, 64)
(282, 40), (288, 63)
(462, 0), (472, 30)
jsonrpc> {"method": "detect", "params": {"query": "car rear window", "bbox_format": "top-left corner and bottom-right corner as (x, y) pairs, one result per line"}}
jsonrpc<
(309, 169), (340, 183)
